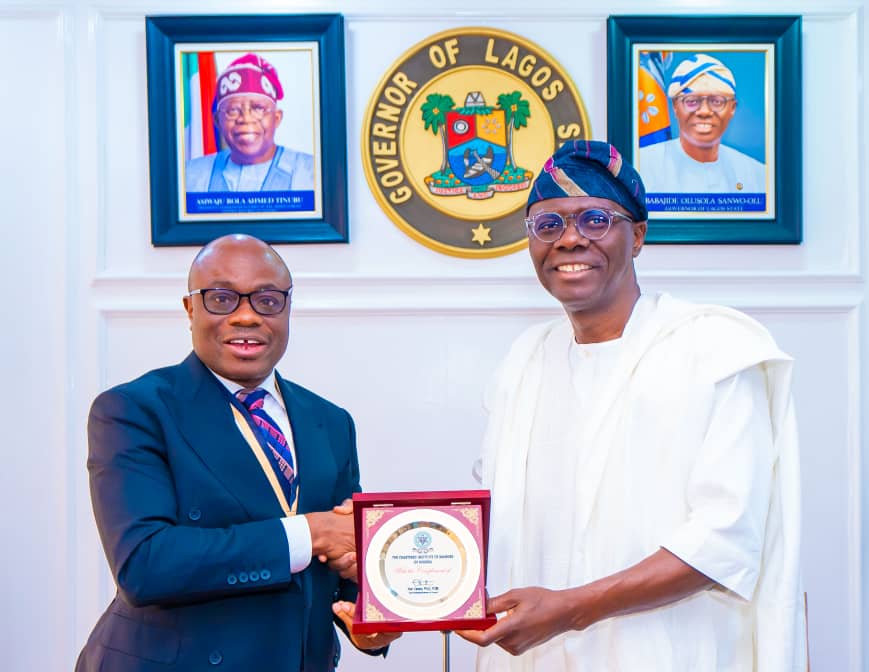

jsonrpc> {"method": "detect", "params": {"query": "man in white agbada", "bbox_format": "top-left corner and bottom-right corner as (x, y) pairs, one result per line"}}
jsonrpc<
(457, 140), (805, 670)
(639, 54), (766, 194)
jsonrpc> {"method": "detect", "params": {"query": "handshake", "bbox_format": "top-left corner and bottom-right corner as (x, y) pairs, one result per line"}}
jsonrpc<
(304, 498), (358, 580)
(304, 500), (404, 652)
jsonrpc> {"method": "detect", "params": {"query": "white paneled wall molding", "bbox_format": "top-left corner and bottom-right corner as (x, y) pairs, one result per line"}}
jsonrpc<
(91, 272), (865, 314)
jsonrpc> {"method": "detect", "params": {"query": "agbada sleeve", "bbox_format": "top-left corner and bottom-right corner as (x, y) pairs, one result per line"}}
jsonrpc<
(661, 364), (775, 600)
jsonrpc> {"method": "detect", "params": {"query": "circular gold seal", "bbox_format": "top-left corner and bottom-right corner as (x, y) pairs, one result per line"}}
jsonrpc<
(362, 28), (591, 258)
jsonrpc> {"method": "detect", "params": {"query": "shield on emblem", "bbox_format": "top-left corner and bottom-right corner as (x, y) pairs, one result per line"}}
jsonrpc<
(446, 110), (508, 186)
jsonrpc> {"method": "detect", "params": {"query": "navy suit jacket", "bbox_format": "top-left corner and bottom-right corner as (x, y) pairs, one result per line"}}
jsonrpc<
(76, 353), (361, 671)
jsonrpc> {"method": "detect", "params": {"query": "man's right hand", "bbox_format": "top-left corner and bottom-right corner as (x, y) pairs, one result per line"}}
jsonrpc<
(306, 509), (354, 559)
(305, 502), (357, 580)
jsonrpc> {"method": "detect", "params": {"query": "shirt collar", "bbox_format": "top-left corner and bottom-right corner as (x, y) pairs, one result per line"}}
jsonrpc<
(209, 368), (285, 410)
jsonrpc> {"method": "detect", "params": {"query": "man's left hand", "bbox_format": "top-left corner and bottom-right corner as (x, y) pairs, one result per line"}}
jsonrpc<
(332, 601), (402, 651)
(455, 587), (579, 656)
(326, 551), (357, 581)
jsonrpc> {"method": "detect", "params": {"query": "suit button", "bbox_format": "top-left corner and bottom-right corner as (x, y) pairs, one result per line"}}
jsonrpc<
(209, 650), (223, 665)
(226, 574), (237, 585)
(249, 571), (259, 581)
(333, 653), (340, 666)
(260, 569), (271, 580)
(188, 508), (201, 521)
(332, 589), (340, 601)
(238, 571), (249, 583)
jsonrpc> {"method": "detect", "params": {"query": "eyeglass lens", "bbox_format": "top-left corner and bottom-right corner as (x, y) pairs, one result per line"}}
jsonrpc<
(219, 101), (272, 121)
(529, 209), (614, 242)
(201, 288), (288, 316)
(677, 95), (732, 112)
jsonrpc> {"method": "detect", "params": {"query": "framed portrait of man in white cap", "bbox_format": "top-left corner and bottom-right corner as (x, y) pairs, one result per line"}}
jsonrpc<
(636, 51), (769, 206)
(607, 15), (802, 244)
(146, 15), (349, 246)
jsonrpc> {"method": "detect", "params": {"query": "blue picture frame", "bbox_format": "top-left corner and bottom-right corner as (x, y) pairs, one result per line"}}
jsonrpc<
(607, 15), (802, 244)
(146, 14), (348, 246)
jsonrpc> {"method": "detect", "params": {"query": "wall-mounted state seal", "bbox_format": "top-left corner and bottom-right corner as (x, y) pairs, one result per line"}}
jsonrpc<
(362, 27), (591, 258)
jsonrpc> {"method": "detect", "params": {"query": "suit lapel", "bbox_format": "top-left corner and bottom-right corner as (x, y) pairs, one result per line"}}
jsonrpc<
(171, 353), (284, 519)
(277, 373), (338, 515)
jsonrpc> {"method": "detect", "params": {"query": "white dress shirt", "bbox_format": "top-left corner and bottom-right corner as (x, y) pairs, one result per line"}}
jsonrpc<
(212, 369), (313, 574)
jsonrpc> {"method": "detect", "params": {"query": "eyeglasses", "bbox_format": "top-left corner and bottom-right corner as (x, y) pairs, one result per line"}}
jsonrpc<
(217, 101), (274, 121)
(673, 95), (735, 112)
(525, 208), (634, 243)
(188, 287), (293, 316)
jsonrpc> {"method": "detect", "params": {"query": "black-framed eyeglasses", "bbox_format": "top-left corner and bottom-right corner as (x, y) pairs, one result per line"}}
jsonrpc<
(217, 100), (275, 121)
(673, 95), (735, 112)
(187, 287), (293, 316)
(525, 208), (634, 243)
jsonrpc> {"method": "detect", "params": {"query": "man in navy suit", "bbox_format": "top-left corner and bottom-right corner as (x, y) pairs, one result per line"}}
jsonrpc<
(76, 234), (397, 671)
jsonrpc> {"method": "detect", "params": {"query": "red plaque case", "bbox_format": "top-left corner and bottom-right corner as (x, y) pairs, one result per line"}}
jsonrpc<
(351, 490), (497, 633)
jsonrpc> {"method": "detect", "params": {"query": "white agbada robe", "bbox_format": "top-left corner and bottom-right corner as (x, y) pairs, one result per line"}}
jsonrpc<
(639, 139), (767, 194)
(478, 293), (805, 672)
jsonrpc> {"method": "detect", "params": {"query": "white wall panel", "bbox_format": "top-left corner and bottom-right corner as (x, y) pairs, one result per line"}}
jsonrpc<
(753, 309), (859, 669)
(101, 312), (191, 388)
(0, 8), (72, 672)
(97, 12), (162, 274)
(285, 313), (545, 489)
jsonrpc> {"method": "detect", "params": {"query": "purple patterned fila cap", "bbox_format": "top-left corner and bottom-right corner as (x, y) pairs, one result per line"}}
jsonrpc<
(526, 140), (648, 221)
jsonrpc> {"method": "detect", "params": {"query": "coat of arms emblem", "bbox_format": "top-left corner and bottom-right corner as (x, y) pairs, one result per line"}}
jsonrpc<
(362, 28), (591, 258)
(423, 91), (532, 200)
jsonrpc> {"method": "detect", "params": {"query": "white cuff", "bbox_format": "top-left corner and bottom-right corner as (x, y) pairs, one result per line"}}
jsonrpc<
(281, 515), (313, 574)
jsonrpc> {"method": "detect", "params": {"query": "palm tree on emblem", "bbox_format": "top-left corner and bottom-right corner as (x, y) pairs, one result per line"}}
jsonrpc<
(497, 91), (531, 168)
(421, 93), (456, 173)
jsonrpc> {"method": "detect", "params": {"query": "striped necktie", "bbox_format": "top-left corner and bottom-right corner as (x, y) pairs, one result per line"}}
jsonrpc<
(236, 388), (297, 494)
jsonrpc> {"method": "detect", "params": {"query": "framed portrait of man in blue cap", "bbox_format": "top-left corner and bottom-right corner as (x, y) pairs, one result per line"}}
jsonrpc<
(607, 15), (802, 244)
(637, 51), (769, 208)
(146, 14), (349, 246)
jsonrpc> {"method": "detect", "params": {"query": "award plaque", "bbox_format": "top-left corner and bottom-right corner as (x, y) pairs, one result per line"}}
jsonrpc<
(351, 490), (497, 633)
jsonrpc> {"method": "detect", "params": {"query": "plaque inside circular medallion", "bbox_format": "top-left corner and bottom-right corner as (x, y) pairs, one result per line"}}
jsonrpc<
(365, 508), (481, 620)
